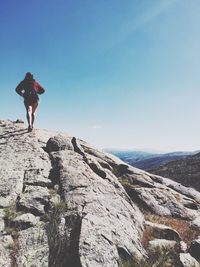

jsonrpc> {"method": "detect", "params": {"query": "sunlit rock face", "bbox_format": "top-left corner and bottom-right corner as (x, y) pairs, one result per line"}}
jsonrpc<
(0, 119), (200, 267)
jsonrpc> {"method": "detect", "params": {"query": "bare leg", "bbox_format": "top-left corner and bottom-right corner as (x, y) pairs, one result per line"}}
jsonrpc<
(31, 102), (38, 128)
(24, 104), (32, 129)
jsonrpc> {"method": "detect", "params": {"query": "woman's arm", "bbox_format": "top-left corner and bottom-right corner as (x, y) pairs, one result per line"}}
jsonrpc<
(15, 81), (25, 96)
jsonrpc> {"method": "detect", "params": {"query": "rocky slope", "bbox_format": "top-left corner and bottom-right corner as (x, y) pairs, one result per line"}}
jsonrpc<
(150, 153), (200, 192)
(0, 120), (200, 267)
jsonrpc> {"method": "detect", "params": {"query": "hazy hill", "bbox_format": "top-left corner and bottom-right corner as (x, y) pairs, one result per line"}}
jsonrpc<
(104, 150), (158, 165)
(106, 149), (197, 170)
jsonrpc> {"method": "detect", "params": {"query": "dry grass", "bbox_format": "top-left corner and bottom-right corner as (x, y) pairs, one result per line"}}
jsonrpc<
(120, 247), (181, 267)
(143, 213), (199, 247)
(142, 226), (155, 249)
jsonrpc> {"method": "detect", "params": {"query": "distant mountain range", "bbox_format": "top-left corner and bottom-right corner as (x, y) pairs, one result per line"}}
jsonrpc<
(150, 152), (200, 191)
(106, 149), (200, 191)
(105, 149), (198, 170)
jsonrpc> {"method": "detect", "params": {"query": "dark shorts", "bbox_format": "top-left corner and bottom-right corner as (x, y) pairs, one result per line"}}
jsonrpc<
(24, 99), (39, 106)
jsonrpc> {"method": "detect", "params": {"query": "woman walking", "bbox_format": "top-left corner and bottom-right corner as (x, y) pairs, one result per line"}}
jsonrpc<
(16, 72), (45, 132)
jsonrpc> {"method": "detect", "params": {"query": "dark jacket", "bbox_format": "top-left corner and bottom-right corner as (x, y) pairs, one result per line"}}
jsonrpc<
(16, 79), (45, 97)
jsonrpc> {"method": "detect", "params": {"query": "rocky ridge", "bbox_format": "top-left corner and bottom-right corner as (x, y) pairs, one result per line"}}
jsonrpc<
(0, 120), (200, 267)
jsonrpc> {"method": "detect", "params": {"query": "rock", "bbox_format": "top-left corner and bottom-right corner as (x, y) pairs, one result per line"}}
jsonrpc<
(80, 139), (124, 168)
(126, 186), (197, 219)
(192, 216), (200, 229)
(180, 241), (188, 253)
(0, 235), (13, 267)
(84, 154), (107, 179)
(16, 223), (49, 267)
(14, 119), (24, 123)
(119, 169), (200, 219)
(0, 120), (52, 209)
(0, 234), (14, 247)
(156, 176), (200, 204)
(50, 150), (145, 266)
(71, 136), (85, 156)
(24, 168), (52, 187)
(11, 213), (40, 230)
(1, 119), (200, 266)
(148, 239), (177, 251)
(188, 237), (200, 261)
(80, 141), (200, 220)
(180, 253), (200, 267)
(145, 221), (181, 241)
(46, 134), (73, 152)
(18, 186), (50, 216)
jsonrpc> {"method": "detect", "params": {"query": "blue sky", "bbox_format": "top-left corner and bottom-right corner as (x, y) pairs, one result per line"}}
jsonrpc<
(1, 0), (200, 151)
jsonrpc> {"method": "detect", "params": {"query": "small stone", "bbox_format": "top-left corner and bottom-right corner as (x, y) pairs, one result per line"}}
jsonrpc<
(180, 241), (188, 253)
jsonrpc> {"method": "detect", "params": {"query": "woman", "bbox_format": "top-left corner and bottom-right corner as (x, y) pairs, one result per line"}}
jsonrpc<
(16, 72), (45, 132)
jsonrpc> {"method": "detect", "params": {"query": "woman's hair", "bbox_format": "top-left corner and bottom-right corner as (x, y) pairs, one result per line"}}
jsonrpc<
(24, 72), (34, 80)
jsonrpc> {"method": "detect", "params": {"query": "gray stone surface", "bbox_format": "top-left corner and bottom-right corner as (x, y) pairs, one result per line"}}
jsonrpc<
(1, 119), (200, 266)
(0, 120), (54, 265)
(24, 168), (52, 187)
(118, 168), (200, 219)
(18, 185), (50, 216)
(50, 149), (145, 266)
(16, 223), (49, 267)
(11, 213), (40, 229)
(0, 120), (52, 209)
(0, 120), (146, 266)
(80, 140), (200, 220)
(180, 253), (200, 267)
(46, 134), (73, 152)
(0, 235), (13, 267)
(192, 216), (200, 229)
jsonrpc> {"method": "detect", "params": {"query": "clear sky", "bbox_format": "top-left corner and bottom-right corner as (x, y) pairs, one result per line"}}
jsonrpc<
(1, 0), (200, 152)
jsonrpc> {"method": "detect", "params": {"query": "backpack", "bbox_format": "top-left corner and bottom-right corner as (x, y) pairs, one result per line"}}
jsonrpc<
(24, 87), (39, 104)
